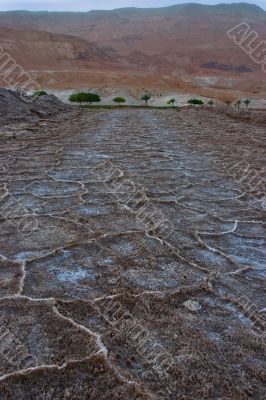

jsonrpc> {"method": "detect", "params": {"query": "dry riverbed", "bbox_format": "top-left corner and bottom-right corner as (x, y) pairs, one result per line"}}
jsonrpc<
(0, 108), (265, 399)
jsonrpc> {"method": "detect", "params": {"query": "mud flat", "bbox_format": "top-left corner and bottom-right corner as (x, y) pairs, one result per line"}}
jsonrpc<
(0, 107), (265, 399)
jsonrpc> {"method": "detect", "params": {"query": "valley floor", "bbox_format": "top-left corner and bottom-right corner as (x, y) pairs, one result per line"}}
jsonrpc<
(0, 108), (265, 399)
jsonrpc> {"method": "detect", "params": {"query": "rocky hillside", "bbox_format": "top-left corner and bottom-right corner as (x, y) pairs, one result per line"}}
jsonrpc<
(0, 88), (72, 124)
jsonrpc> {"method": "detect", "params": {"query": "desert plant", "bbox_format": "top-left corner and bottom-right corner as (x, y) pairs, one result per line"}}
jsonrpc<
(141, 94), (151, 106)
(113, 97), (126, 106)
(187, 99), (204, 105)
(244, 99), (251, 108)
(235, 99), (242, 109)
(208, 100), (215, 107)
(33, 90), (47, 97)
(167, 98), (176, 107)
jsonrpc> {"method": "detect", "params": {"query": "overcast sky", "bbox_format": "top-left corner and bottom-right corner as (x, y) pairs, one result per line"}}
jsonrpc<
(0, 0), (265, 11)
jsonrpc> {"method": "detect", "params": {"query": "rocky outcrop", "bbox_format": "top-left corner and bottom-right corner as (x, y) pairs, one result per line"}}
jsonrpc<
(0, 88), (72, 124)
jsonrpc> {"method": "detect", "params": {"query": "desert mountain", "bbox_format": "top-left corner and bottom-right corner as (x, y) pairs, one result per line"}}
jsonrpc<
(0, 3), (265, 96)
(0, 26), (150, 90)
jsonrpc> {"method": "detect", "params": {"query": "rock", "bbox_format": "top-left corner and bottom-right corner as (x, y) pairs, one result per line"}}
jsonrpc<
(30, 108), (47, 118)
(183, 299), (202, 312)
(0, 88), (72, 125)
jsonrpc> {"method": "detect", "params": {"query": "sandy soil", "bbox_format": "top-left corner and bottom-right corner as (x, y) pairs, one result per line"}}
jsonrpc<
(0, 108), (265, 399)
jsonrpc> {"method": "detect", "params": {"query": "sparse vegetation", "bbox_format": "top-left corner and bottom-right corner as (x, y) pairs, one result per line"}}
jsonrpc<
(141, 94), (151, 106)
(167, 98), (176, 107)
(225, 100), (231, 106)
(187, 99), (204, 105)
(33, 90), (47, 97)
(208, 100), (215, 107)
(113, 97), (126, 106)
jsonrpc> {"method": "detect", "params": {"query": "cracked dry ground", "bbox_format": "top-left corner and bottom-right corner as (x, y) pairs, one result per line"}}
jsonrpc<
(0, 108), (265, 400)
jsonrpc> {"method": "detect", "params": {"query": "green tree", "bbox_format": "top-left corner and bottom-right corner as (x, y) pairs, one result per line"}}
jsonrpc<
(208, 100), (215, 107)
(141, 94), (151, 107)
(69, 92), (86, 106)
(244, 99), (251, 109)
(113, 97), (126, 106)
(167, 98), (176, 107)
(86, 93), (101, 105)
(69, 92), (101, 106)
(34, 90), (47, 97)
(69, 93), (78, 105)
(187, 99), (204, 105)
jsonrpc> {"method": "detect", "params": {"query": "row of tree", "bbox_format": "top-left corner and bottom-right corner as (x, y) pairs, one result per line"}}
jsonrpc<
(67, 92), (205, 107)
(68, 92), (153, 107)
(183, 98), (251, 108)
(234, 99), (251, 109)
(34, 90), (252, 109)
(67, 93), (219, 107)
(222, 99), (251, 108)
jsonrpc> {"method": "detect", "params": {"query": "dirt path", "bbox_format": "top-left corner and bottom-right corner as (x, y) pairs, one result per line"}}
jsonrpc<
(0, 108), (265, 399)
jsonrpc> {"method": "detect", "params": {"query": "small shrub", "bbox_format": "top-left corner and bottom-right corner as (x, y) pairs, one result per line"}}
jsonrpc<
(187, 98), (204, 105)
(34, 90), (47, 97)
(113, 97), (126, 106)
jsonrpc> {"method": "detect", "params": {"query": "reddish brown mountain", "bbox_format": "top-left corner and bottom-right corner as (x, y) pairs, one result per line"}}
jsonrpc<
(0, 3), (265, 97)
(0, 26), (180, 91)
(0, 26), (120, 69)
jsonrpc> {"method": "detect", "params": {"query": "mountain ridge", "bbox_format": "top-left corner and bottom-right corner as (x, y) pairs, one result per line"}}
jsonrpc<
(1, 3), (265, 14)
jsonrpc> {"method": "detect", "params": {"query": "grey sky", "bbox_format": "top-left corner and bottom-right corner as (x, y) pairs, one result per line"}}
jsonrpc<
(0, 0), (265, 11)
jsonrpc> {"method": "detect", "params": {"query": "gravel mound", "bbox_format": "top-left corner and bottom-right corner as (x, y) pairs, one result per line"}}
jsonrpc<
(0, 88), (72, 125)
